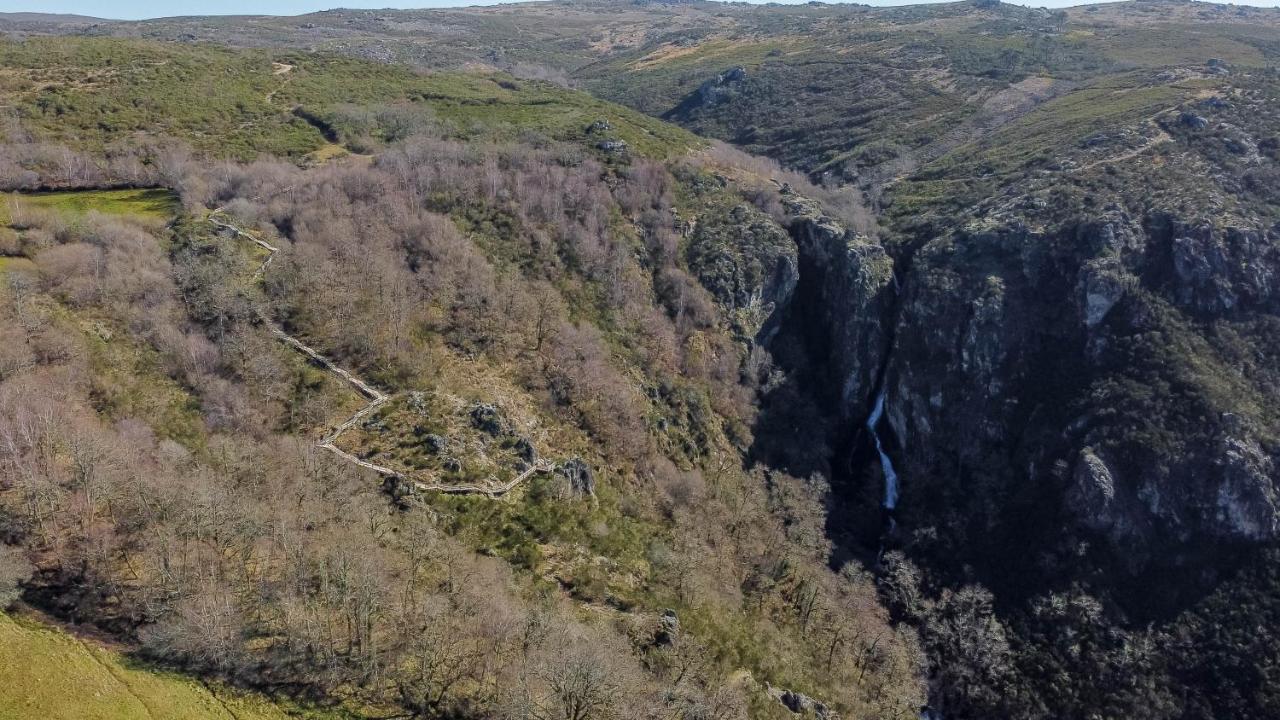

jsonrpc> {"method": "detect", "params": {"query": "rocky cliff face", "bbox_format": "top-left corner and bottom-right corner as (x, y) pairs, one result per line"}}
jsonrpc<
(779, 193), (897, 419)
(716, 190), (898, 489)
(687, 80), (1280, 712)
(667, 46), (1280, 720)
(781, 202), (1280, 602)
(685, 200), (798, 340)
(738, 181), (1279, 608)
(1068, 216), (1280, 549)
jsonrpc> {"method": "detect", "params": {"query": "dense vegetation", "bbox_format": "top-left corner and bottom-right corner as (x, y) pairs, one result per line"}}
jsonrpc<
(0, 36), (921, 720)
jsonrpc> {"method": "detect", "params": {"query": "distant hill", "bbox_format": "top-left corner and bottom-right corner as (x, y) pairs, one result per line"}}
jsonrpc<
(9, 0), (1277, 181)
(0, 12), (112, 29)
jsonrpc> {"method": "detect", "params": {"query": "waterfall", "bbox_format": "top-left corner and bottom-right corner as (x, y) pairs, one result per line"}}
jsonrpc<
(866, 388), (899, 510)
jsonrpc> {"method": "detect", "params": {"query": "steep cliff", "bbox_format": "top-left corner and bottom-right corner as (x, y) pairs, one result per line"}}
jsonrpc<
(726, 189), (900, 501)
(781, 192), (897, 419)
(884, 213), (1279, 594)
(739, 70), (1280, 717)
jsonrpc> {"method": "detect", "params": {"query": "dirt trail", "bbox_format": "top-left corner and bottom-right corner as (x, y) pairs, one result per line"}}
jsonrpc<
(265, 63), (295, 104)
(209, 212), (550, 497)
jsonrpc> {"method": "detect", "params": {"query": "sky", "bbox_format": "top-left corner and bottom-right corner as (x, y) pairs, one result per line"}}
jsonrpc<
(1, 0), (1277, 21)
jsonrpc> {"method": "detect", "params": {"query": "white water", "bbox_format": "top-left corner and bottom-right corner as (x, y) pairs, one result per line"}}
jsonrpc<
(866, 388), (899, 510)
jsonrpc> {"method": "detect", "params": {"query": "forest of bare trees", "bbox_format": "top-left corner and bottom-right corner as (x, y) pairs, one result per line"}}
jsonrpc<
(0, 121), (924, 718)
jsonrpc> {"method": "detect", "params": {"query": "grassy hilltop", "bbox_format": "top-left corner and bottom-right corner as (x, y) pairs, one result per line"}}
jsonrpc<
(0, 36), (695, 160)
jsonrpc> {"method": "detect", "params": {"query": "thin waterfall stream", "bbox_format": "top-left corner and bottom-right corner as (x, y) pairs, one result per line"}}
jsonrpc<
(866, 388), (899, 511)
(868, 389), (933, 717)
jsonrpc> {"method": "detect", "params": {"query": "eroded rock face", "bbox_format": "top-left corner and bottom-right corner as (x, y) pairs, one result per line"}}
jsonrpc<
(558, 458), (595, 497)
(1154, 218), (1279, 316)
(772, 200), (1280, 595)
(1068, 448), (1118, 533)
(685, 201), (797, 338)
(1078, 257), (1128, 329)
(887, 222), (1047, 494)
(780, 192), (896, 416)
(1213, 432), (1279, 541)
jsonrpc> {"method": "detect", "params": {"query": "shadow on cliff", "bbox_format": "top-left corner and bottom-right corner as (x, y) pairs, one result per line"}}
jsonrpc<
(746, 198), (1276, 626)
(747, 316), (889, 565)
(745, 194), (898, 564)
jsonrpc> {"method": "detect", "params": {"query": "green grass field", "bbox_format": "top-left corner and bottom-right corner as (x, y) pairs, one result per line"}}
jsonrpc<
(0, 612), (351, 720)
(2, 188), (177, 224)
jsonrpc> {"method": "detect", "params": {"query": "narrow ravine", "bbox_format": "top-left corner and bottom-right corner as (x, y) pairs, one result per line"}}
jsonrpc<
(209, 211), (549, 497)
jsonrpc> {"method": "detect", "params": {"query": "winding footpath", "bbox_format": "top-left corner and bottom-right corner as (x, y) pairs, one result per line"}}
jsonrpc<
(208, 213), (551, 497)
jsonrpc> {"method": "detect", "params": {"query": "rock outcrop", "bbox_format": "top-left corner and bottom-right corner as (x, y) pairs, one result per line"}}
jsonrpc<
(558, 458), (595, 497)
(1066, 448), (1120, 533)
(469, 403), (507, 435)
(654, 609), (679, 646)
(664, 66), (747, 119)
(766, 684), (835, 719)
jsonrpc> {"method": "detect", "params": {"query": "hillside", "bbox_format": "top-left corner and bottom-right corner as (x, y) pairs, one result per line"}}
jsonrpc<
(0, 36), (922, 720)
(0, 36), (694, 161)
(9, 0), (1278, 182)
(3, 3), (1280, 719)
